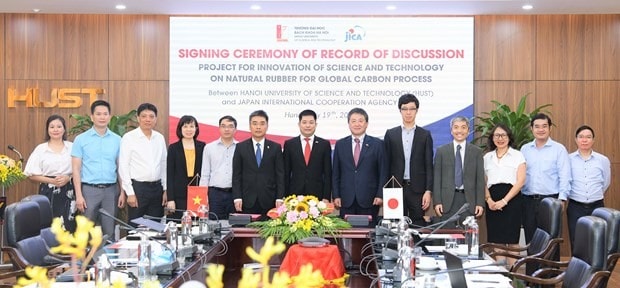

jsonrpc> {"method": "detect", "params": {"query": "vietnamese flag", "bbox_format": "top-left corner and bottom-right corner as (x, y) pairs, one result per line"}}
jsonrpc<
(187, 186), (208, 215)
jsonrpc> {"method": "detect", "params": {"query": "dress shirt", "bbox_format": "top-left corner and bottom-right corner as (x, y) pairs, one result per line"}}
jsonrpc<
(199, 138), (237, 188)
(119, 128), (167, 196)
(401, 125), (415, 180)
(71, 127), (121, 184)
(25, 141), (73, 177)
(520, 137), (571, 200)
(568, 150), (611, 203)
(351, 134), (366, 154)
(300, 135), (314, 152)
(484, 147), (526, 187)
(252, 138), (265, 156)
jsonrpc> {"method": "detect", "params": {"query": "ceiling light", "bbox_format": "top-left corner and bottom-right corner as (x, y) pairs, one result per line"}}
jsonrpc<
(522, 4), (533, 10)
(386, 5), (397, 11)
(116, 4), (126, 10)
(250, 5), (261, 11)
(32, 8), (41, 13)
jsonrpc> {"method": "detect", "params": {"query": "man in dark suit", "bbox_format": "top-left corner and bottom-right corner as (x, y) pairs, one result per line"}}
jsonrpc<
(232, 110), (284, 217)
(384, 94), (434, 227)
(433, 116), (485, 228)
(283, 109), (332, 201)
(333, 108), (388, 223)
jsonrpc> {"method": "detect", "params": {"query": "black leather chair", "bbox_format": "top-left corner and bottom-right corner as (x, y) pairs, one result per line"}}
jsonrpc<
(482, 197), (563, 274)
(509, 215), (608, 288)
(21, 194), (59, 247)
(3, 201), (64, 269)
(592, 207), (620, 287)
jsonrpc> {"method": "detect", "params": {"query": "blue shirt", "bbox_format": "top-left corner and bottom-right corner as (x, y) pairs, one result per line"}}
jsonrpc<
(568, 150), (611, 203)
(401, 125), (415, 180)
(71, 127), (121, 184)
(520, 137), (571, 200)
(199, 138), (237, 188)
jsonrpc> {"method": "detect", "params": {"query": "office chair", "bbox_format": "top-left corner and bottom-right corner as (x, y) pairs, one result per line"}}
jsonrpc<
(482, 197), (563, 275)
(592, 207), (620, 287)
(508, 216), (609, 288)
(22, 194), (59, 247)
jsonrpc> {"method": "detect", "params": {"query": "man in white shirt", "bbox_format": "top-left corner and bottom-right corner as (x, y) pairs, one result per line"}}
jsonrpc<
(200, 115), (238, 220)
(119, 103), (167, 221)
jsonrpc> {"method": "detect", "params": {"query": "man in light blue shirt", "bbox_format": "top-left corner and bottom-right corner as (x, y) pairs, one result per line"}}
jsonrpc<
(567, 125), (610, 249)
(520, 113), (570, 243)
(199, 115), (238, 220)
(72, 100), (123, 238)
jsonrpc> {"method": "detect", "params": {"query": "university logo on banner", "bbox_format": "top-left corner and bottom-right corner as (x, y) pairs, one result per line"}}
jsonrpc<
(383, 176), (404, 220)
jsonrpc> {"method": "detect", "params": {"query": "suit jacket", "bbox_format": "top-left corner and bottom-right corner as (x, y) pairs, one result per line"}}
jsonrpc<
(232, 138), (284, 211)
(166, 140), (206, 207)
(283, 135), (332, 200)
(332, 135), (388, 208)
(432, 142), (485, 214)
(384, 126), (434, 194)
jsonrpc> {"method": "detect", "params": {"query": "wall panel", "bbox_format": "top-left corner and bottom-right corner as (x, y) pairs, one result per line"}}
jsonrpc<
(583, 15), (620, 80)
(107, 81), (169, 134)
(4, 14), (109, 80)
(108, 15), (169, 81)
(1, 14), (5, 151)
(536, 15), (586, 80)
(474, 15), (536, 81)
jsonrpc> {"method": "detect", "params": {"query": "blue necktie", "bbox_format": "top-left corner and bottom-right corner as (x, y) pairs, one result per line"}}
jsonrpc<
(255, 143), (262, 166)
(455, 144), (463, 188)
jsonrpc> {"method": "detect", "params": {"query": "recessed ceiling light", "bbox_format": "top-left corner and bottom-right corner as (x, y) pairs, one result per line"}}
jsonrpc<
(250, 4), (261, 11)
(386, 5), (397, 11)
(32, 8), (41, 13)
(116, 4), (127, 10)
(522, 4), (533, 10)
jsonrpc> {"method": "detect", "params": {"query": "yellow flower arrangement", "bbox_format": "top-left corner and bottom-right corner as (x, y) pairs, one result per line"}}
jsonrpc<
(248, 195), (351, 244)
(0, 154), (26, 189)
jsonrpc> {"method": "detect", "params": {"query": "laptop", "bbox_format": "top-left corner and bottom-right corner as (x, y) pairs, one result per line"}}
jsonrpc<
(443, 250), (468, 288)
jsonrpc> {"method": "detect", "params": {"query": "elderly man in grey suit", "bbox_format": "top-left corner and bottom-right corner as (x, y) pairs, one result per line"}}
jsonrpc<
(433, 116), (485, 227)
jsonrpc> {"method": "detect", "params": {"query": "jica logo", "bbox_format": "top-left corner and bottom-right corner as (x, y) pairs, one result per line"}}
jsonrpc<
(345, 25), (365, 42)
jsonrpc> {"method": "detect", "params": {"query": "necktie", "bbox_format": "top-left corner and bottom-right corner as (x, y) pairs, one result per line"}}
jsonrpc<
(255, 143), (262, 166)
(455, 144), (463, 188)
(353, 138), (361, 166)
(304, 138), (311, 165)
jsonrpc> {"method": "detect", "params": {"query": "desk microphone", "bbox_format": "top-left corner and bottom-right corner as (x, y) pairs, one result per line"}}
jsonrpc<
(99, 208), (180, 274)
(7, 145), (23, 162)
(413, 203), (470, 247)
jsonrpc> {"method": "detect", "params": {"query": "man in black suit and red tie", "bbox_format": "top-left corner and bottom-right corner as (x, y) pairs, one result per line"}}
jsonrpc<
(232, 110), (285, 217)
(384, 94), (434, 227)
(283, 109), (332, 202)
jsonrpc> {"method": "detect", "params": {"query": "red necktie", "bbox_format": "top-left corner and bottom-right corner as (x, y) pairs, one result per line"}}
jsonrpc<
(304, 138), (311, 165)
(354, 138), (361, 166)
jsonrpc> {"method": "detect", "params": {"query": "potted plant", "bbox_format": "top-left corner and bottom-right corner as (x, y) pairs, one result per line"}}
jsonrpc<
(68, 109), (138, 136)
(473, 94), (552, 150)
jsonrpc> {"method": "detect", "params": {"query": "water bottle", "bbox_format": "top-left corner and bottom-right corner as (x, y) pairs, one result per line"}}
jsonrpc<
(181, 211), (193, 245)
(198, 204), (209, 234)
(167, 221), (179, 251)
(95, 254), (111, 286)
(137, 233), (152, 285)
(464, 216), (480, 259)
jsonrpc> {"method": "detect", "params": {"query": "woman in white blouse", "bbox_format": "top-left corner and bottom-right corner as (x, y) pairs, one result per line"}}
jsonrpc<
(24, 115), (76, 231)
(483, 124), (526, 265)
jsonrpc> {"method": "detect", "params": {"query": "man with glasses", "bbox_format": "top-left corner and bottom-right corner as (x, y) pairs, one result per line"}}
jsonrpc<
(433, 116), (485, 228)
(200, 116), (238, 220)
(384, 94), (434, 227)
(520, 113), (570, 243)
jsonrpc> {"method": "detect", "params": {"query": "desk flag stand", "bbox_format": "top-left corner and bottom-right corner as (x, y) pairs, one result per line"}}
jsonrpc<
(383, 176), (404, 220)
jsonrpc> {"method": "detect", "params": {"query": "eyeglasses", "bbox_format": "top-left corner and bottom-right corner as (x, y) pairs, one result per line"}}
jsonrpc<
(493, 134), (508, 139)
(400, 107), (418, 112)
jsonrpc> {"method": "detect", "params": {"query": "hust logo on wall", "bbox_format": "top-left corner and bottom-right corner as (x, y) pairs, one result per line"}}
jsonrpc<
(7, 88), (104, 108)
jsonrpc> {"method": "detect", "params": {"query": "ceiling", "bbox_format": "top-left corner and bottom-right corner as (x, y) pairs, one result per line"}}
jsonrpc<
(1, 0), (619, 16)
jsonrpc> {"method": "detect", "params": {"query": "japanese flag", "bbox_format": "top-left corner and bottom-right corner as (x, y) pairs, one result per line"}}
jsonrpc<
(383, 187), (404, 220)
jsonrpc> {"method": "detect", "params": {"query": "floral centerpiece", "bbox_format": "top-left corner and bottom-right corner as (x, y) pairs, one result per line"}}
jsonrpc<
(248, 195), (351, 244)
(0, 154), (26, 189)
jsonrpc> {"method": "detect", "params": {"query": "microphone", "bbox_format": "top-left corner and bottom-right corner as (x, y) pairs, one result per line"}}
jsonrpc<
(413, 203), (470, 247)
(7, 145), (23, 162)
(98, 208), (181, 275)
